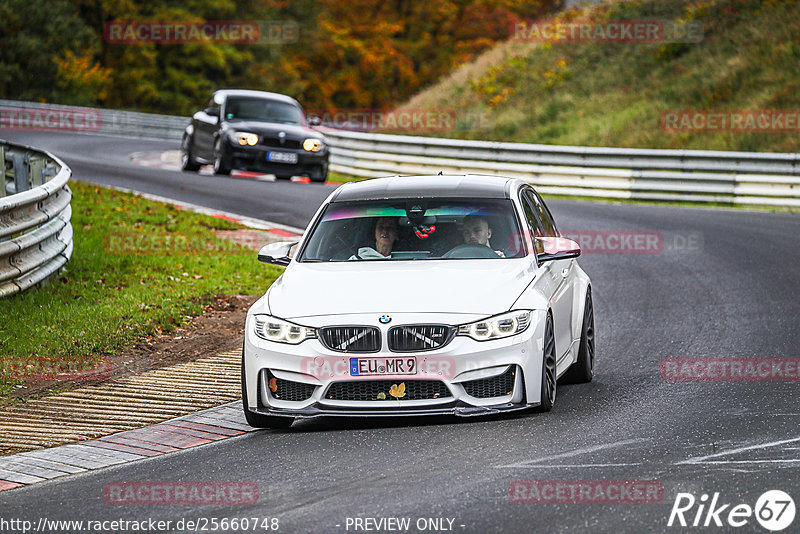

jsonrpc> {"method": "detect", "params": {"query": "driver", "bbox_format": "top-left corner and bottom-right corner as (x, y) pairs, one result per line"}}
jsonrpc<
(461, 215), (505, 257)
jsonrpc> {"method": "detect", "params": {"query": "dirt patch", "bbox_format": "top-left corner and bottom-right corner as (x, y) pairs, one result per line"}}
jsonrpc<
(5, 294), (258, 404)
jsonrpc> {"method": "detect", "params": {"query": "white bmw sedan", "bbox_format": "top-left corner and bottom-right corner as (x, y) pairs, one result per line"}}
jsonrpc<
(242, 174), (594, 428)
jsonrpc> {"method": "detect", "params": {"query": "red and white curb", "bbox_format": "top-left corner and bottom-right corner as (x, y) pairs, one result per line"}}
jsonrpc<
(0, 402), (255, 492)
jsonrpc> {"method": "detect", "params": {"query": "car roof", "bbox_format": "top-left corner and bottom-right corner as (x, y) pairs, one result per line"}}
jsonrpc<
(330, 174), (518, 202)
(213, 89), (301, 107)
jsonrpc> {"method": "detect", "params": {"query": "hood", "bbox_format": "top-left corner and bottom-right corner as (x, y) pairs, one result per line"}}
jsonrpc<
(224, 120), (322, 139)
(268, 259), (537, 319)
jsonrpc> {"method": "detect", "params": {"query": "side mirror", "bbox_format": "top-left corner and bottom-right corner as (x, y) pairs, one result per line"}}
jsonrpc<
(535, 236), (581, 263)
(258, 241), (298, 266)
(307, 116), (322, 126)
(203, 107), (219, 118)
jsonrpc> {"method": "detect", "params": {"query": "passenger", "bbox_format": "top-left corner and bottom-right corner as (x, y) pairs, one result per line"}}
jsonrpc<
(351, 217), (398, 259)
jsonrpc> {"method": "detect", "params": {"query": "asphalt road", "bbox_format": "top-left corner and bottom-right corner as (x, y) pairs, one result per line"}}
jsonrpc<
(2, 131), (333, 230)
(2, 132), (799, 533)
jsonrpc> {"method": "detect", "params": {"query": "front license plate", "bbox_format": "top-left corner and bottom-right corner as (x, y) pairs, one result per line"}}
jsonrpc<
(350, 357), (417, 376)
(267, 151), (298, 164)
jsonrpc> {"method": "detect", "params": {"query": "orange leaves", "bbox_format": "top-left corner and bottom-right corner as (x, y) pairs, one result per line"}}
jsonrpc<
(56, 49), (112, 101)
(389, 382), (406, 399)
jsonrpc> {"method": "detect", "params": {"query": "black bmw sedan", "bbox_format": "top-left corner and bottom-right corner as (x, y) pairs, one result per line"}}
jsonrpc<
(180, 89), (329, 181)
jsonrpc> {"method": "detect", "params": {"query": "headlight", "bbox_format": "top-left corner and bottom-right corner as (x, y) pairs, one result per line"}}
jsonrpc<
(457, 311), (531, 341)
(302, 138), (324, 152)
(235, 132), (259, 146)
(253, 314), (316, 344)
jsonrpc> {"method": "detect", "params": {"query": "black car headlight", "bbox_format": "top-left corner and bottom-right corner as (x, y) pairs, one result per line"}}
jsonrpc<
(302, 138), (324, 152)
(253, 314), (316, 344)
(233, 132), (259, 146)
(457, 311), (531, 341)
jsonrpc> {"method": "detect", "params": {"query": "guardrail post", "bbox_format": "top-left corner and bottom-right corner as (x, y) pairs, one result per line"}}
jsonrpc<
(0, 145), (5, 197)
(30, 157), (44, 187)
(12, 153), (30, 193)
(43, 164), (58, 182)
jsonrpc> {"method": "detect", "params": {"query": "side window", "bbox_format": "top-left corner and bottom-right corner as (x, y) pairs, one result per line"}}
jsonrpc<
(524, 190), (557, 237)
(520, 191), (544, 237)
(533, 192), (558, 236)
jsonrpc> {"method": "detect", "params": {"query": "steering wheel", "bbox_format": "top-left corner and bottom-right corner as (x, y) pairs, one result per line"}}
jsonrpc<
(442, 244), (501, 259)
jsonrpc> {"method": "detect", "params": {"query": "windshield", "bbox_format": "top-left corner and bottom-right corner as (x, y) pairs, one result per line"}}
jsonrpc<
(299, 199), (525, 262)
(224, 97), (304, 125)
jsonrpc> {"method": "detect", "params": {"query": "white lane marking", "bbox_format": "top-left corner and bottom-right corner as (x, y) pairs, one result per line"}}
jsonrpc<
(495, 438), (645, 468)
(508, 463), (644, 468)
(677, 436), (800, 465)
(694, 460), (800, 464)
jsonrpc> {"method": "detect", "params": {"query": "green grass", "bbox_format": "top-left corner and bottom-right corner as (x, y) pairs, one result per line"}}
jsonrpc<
(398, 0), (800, 153)
(326, 171), (375, 184)
(0, 181), (282, 395)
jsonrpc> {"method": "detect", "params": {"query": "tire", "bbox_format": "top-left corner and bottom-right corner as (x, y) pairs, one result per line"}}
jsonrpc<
(310, 169), (328, 183)
(241, 351), (294, 429)
(180, 135), (201, 172)
(535, 314), (557, 412)
(563, 288), (595, 384)
(213, 139), (232, 175)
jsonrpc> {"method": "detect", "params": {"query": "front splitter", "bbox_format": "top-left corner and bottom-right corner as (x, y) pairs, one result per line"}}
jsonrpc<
(253, 401), (537, 419)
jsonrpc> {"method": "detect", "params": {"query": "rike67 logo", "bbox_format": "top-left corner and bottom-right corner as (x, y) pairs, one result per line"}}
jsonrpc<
(668, 490), (795, 531)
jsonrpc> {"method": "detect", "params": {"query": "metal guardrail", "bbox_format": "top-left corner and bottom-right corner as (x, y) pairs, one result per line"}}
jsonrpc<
(0, 141), (73, 297)
(323, 130), (800, 207)
(2, 99), (799, 206)
(0, 99), (186, 141)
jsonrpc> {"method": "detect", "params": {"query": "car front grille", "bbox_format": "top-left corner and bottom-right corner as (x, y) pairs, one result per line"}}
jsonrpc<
(261, 138), (302, 149)
(325, 380), (451, 401)
(388, 325), (454, 352)
(461, 366), (516, 399)
(266, 371), (316, 402)
(319, 326), (381, 353)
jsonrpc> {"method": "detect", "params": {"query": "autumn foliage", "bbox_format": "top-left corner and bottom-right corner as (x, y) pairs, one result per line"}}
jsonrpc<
(0, 0), (561, 114)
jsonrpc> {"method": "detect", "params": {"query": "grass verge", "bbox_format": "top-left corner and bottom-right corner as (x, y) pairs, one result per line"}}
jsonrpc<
(0, 181), (283, 399)
(399, 0), (800, 153)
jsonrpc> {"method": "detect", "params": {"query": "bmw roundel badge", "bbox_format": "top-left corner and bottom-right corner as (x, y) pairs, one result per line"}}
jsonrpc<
(379, 315), (392, 324)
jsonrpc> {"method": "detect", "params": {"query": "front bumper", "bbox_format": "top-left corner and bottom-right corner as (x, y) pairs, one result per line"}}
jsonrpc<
(243, 311), (548, 419)
(224, 138), (328, 177)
